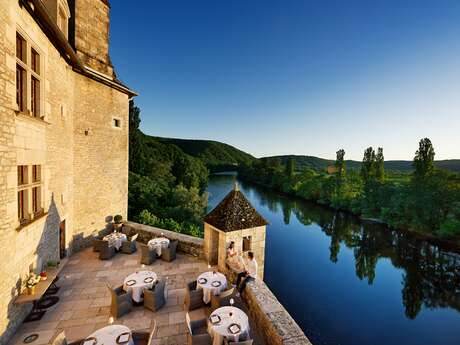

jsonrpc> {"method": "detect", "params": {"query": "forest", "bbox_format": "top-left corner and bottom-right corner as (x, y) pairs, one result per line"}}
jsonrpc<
(239, 139), (460, 240)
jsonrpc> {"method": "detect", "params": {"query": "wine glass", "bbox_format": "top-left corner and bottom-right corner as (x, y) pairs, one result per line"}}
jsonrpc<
(141, 264), (145, 269)
(108, 316), (114, 324)
(230, 298), (234, 307)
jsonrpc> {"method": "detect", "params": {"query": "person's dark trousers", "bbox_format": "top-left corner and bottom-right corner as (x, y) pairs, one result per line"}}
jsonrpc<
(237, 275), (254, 293)
(236, 272), (247, 288)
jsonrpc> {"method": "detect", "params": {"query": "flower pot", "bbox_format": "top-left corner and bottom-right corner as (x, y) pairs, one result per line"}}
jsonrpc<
(27, 286), (36, 295)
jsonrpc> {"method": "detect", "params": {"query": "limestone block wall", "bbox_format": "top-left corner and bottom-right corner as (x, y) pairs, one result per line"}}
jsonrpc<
(71, 74), (128, 251)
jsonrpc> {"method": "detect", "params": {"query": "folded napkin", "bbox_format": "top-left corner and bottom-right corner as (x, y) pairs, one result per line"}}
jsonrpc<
(144, 277), (154, 283)
(198, 278), (207, 284)
(211, 281), (221, 287)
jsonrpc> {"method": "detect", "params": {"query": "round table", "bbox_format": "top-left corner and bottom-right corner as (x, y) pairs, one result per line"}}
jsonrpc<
(103, 232), (127, 250)
(208, 306), (250, 345)
(197, 271), (227, 304)
(123, 270), (157, 303)
(148, 237), (170, 256)
(85, 325), (133, 345)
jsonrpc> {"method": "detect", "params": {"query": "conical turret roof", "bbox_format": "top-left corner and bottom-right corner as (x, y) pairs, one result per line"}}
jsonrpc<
(204, 183), (268, 232)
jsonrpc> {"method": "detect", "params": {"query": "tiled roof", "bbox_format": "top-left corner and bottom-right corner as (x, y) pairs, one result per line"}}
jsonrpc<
(204, 186), (268, 232)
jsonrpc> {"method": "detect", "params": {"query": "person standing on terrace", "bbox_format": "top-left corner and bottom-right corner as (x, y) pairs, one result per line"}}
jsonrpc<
(236, 251), (258, 294)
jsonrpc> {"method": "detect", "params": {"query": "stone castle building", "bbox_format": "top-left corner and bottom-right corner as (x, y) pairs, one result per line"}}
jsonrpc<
(0, 0), (135, 341)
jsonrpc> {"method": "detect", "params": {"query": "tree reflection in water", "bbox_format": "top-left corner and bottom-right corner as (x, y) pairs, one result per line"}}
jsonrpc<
(244, 180), (460, 320)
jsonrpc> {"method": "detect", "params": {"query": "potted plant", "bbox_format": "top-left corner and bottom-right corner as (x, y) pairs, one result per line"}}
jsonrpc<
(113, 215), (123, 231)
(26, 274), (40, 295)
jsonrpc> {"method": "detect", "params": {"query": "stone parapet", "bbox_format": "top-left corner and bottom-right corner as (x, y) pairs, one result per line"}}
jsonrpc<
(123, 221), (205, 259)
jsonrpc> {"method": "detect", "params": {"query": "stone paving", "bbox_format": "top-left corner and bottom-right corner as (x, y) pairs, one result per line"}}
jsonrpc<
(9, 247), (265, 345)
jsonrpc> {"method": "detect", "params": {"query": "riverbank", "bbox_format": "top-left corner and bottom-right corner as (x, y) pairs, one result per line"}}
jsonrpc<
(237, 173), (460, 252)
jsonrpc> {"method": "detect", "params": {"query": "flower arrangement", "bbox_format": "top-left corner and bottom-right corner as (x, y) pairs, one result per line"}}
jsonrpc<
(26, 274), (40, 288)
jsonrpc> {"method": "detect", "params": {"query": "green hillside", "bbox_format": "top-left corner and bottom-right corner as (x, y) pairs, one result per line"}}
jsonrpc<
(155, 136), (256, 171)
(266, 155), (460, 173)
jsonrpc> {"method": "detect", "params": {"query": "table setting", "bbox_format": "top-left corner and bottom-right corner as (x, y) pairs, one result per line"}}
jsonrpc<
(83, 325), (133, 345)
(147, 237), (170, 256)
(123, 270), (157, 302)
(207, 306), (250, 345)
(197, 270), (227, 304)
(103, 232), (127, 250)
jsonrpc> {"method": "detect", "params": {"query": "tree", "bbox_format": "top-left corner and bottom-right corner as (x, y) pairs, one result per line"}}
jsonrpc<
(335, 149), (346, 181)
(375, 147), (385, 182)
(413, 138), (435, 179)
(285, 157), (296, 178)
(361, 147), (376, 183)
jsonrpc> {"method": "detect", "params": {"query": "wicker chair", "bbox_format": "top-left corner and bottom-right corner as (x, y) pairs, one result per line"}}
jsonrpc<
(144, 279), (166, 311)
(161, 240), (178, 262)
(121, 233), (138, 254)
(132, 320), (157, 345)
(92, 237), (105, 252)
(186, 311), (212, 345)
(184, 280), (206, 311)
(121, 224), (132, 236)
(99, 241), (116, 260)
(107, 284), (133, 318)
(50, 331), (83, 345)
(210, 287), (235, 312)
(139, 243), (156, 265)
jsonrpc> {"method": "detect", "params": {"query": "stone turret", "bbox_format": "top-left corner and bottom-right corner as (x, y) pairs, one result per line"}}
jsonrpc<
(203, 183), (268, 279)
(69, 0), (114, 77)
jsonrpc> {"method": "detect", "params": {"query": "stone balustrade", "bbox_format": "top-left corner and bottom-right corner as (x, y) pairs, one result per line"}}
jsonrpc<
(124, 221), (311, 345)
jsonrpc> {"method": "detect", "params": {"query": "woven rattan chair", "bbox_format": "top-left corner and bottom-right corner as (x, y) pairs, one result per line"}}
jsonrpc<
(139, 243), (156, 265)
(184, 280), (206, 311)
(121, 233), (138, 254)
(161, 240), (178, 262)
(210, 287), (235, 312)
(99, 240), (116, 260)
(107, 283), (133, 318)
(144, 279), (166, 311)
(186, 310), (212, 345)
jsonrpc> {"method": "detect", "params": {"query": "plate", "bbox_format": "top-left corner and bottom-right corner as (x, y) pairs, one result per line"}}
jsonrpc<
(209, 314), (221, 325)
(126, 279), (136, 286)
(228, 323), (241, 334)
(161, 241), (168, 245)
(144, 277), (154, 283)
(198, 278), (207, 284)
(211, 281), (221, 287)
(116, 332), (130, 344)
(23, 334), (39, 344)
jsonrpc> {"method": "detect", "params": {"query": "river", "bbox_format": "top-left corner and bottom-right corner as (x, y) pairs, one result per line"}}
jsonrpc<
(206, 173), (460, 345)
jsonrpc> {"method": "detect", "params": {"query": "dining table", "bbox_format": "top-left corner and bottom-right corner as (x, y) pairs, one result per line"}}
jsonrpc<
(147, 237), (170, 256)
(197, 271), (227, 304)
(123, 270), (157, 303)
(103, 232), (127, 250)
(83, 325), (133, 345)
(207, 306), (250, 345)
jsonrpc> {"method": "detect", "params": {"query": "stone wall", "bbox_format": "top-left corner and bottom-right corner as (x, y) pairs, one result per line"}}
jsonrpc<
(0, 1), (130, 342)
(123, 221), (205, 259)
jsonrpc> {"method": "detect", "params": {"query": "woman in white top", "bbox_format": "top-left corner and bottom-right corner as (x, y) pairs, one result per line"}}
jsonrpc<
(226, 241), (242, 271)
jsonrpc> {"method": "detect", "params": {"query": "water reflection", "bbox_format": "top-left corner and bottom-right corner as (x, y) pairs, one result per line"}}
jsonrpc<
(207, 174), (460, 344)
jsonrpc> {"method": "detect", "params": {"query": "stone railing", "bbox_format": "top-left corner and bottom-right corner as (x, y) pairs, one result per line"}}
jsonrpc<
(123, 221), (205, 259)
(125, 221), (311, 344)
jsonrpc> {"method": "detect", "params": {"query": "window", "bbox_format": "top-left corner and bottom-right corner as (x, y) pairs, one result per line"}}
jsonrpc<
(57, 4), (69, 38)
(113, 118), (121, 128)
(243, 236), (252, 252)
(15, 31), (42, 118)
(17, 164), (43, 225)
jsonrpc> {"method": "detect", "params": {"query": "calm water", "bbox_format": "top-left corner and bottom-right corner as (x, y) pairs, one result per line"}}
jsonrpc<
(206, 173), (460, 345)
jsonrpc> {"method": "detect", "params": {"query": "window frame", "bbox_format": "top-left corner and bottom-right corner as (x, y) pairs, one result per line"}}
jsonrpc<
(17, 164), (44, 226)
(15, 28), (44, 119)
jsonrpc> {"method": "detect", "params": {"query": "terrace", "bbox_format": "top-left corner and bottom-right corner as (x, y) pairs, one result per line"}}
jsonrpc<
(9, 243), (266, 345)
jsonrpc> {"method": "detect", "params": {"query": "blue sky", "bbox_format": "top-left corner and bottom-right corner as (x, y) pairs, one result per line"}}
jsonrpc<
(110, 0), (460, 160)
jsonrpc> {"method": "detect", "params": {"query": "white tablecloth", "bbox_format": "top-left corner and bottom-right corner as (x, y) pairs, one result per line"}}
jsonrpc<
(103, 232), (127, 250)
(148, 237), (170, 256)
(208, 306), (250, 345)
(123, 270), (157, 302)
(85, 325), (133, 345)
(197, 271), (227, 304)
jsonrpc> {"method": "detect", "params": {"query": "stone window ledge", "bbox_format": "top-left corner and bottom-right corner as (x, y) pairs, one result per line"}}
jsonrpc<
(15, 110), (50, 125)
(16, 212), (48, 231)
